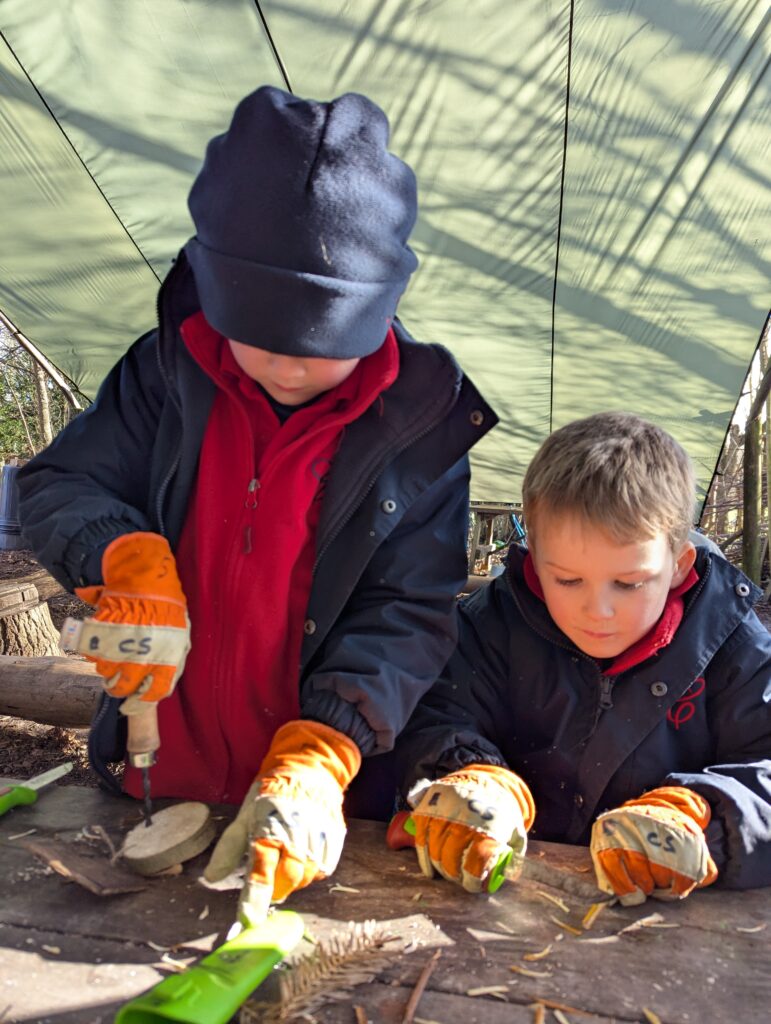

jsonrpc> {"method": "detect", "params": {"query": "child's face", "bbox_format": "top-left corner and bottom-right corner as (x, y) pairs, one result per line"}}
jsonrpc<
(228, 340), (360, 405)
(530, 516), (696, 659)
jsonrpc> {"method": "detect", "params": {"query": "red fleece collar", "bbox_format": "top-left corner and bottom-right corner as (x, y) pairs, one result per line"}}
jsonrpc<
(522, 551), (699, 675)
(180, 311), (400, 411)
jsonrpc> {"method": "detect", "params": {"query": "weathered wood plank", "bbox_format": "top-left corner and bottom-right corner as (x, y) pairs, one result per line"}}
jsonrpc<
(0, 788), (768, 1024)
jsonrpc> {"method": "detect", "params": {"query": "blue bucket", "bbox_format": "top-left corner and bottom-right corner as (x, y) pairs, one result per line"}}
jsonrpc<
(0, 464), (25, 551)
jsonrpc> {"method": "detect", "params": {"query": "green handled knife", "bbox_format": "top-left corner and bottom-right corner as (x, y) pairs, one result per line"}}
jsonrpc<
(115, 910), (305, 1024)
(0, 761), (74, 817)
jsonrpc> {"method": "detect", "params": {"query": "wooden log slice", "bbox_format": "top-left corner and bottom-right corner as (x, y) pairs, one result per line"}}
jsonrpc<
(122, 801), (216, 876)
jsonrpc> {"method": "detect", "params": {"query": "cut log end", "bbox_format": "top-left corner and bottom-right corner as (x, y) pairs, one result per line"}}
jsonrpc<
(122, 801), (216, 876)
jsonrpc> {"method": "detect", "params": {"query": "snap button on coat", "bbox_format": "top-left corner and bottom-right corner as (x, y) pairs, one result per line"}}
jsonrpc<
(735, 582), (751, 597)
(470, 410), (485, 426)
(650, 681), (668, 697)
(381, 499), (397, 513)
(303, 618), (317, 635)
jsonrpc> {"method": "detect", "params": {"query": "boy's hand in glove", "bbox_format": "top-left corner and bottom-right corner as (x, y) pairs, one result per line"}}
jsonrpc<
(408, 763), (535, 893)
(73, 532), (190, 702)
(203, 720), (361, 928)
(591, 786), (718, 906)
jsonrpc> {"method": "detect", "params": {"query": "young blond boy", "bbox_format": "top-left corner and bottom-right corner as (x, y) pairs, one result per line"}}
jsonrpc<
(397, 412), (771, 904)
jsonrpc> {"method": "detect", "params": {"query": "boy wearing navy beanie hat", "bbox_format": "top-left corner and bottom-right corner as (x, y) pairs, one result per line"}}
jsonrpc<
(18, 84), (497, 928)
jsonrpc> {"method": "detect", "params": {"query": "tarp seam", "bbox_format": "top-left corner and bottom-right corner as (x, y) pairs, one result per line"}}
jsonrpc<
(253, 2), (293, 93)
(0, 30), (161, 284)
(549, 0), (575, 434)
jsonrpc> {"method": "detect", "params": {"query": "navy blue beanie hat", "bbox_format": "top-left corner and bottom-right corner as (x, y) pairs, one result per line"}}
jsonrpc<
(185, 85), (418, 358)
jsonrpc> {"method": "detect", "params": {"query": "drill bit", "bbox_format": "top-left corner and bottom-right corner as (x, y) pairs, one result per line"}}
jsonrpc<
(123, 700), (160, 828)
(142, 766), (153, 827)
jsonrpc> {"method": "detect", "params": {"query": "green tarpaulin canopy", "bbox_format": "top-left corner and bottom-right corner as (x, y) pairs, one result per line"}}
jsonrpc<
(1, 0), (769, 504)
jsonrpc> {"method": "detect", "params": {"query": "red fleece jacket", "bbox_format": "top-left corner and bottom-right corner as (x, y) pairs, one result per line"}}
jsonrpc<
(124, 313), (398, 803)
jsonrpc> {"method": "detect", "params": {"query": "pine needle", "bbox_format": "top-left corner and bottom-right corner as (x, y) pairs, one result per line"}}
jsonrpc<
(239, 921), (397, 1023)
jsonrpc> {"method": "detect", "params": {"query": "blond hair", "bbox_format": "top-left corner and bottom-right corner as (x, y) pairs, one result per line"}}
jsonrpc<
(522, 412), (695, 550)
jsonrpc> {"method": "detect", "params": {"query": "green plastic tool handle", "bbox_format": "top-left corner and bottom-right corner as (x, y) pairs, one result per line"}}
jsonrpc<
(114, 910), (304, 1024)
(0, 785), (38, 817)
(404, 815), (513, 893)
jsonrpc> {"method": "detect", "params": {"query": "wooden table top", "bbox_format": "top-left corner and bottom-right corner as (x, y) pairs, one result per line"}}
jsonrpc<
(0, 785), (769, 1023)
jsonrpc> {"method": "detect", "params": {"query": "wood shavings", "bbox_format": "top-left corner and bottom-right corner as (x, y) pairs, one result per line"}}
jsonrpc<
(642, 1009), (663, 1024)
(617, 912), (675, 936)
(197, 904), (209, 921)
(526, 998), (594, 1017)
(414, 1018), (444, 1024)
(549, 914), (583, 936)
(198, 867), (243, 890)
(83, 824), (120, 862)
(40, 945), (60, 955)
(523, 944), (552, 961)
(736, 923), (767, 933)
(7, 828), (36, 841)
(176, 933), (219, 953)
(412, 892), (424, 902)
(353, 1006), (368, 1024)
(510, 964), (553, 979)
(328, 883), (360, 894)
(466, 986), (508, 1000)
(158, 952), (197, 973)
(581, 901), (612, 930)
(494, 919), (516, 934)
(536, 890), (570, 913)
(531, 1003), (546, 1024)
(146, 941), (172, 952)
(553, 1011), (572, 1024)
(466, 927), (519, 943)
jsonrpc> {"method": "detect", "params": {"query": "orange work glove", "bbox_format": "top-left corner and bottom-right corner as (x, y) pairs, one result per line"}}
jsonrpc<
(590, 786), (718, 906)
(408, 763), (535, 893)
(67, 532), (190, 702)
(203, 720), (361, 927)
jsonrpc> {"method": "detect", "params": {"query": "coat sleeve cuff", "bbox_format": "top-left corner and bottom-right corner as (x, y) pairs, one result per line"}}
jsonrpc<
(302, 694), (379, 756)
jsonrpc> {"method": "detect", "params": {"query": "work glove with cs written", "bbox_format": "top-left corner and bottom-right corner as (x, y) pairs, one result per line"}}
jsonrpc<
(591, 786), (718, 906)
(203, 720), (361, 927)
(408, 763), (536, 893)
(71, 532), (190, 702)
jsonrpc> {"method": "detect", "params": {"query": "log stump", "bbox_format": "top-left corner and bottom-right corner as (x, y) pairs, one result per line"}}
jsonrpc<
(0, 581), (62, 657)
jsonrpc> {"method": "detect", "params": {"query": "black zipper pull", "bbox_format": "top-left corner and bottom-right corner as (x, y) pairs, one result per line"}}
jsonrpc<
(599, 675), (614, 710)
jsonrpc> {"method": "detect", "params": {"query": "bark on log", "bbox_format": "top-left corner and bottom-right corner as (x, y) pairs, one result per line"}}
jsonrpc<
(0, 655), (101, 727)
(0, 603), (62, 657)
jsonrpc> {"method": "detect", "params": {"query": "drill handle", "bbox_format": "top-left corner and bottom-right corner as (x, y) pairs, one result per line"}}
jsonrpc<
(121, 697), (160, 768)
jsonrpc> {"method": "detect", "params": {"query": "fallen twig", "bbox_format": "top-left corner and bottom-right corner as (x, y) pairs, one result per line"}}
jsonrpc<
(402, 949), (441, 1024)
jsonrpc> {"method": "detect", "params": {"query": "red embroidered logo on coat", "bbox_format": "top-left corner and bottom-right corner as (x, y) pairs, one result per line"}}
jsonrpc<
(667, 677), (706, 729)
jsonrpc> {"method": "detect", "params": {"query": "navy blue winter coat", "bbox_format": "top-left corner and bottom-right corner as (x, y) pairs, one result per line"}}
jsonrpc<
(18, 254), (497, 785)
(397, 544), (771, 889)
